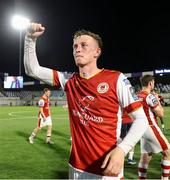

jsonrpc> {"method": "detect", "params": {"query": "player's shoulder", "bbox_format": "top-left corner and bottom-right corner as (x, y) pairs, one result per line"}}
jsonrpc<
(147, 93), (157, 100)
(104, 69), (122, 75)
(103, 69), (131, 86)
(137, 90), (148, 100)
(102, 69), (123, 78)
(39, 96), (45, 100)
(146, 93), (159, 106)
(68, 72), (78, 79)
(38, 98), (45, 106)
(138, 90), (147, 95)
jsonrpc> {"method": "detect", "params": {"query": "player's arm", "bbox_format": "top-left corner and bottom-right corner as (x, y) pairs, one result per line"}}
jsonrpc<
(24, 23), (54, 86)
(147, 93), (164, 118)
(153, 105), (164, 118)
(102, 73), (148, 176)
(24, 23), (73, 89)
(48, 104), (51, 117)
(49, 108), (51, 117)
(38, 99), (46, 119)
(116, 73), (148, 154)
(118, 107), (148, 153)
(102, 106), (148, 176)
(39, 107), (46, 119)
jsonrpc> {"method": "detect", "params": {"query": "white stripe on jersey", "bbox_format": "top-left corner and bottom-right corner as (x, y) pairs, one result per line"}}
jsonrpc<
(117, 73), (137, 108)
(57, 71), (73, 90)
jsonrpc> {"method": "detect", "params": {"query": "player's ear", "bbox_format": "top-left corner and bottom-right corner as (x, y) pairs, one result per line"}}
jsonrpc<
(149, 81), (153, 87)
(94, 48), (101, 58)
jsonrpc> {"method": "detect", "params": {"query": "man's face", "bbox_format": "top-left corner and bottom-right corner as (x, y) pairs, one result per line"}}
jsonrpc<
(45, 90), (51, 97)
(73, 35), (101, 67)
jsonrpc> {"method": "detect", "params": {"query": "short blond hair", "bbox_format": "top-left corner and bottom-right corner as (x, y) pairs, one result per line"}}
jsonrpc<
(73, 29), (103, 50)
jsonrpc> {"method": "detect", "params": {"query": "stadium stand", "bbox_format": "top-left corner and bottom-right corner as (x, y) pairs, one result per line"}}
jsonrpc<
(0, 89), (66, 106)
(0, 70), (170, 106)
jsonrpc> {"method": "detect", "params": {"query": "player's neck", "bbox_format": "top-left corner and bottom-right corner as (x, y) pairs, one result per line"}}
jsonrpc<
(79, 65), (101, 79)
(43, 94), (48, 99)
(142, 87), (151, 94)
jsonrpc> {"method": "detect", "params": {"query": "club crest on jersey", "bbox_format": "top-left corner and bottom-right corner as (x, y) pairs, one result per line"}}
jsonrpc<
(97, 82), (109, 94)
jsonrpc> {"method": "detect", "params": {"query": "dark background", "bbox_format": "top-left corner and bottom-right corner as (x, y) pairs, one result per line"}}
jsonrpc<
(0, 1), (170, 80)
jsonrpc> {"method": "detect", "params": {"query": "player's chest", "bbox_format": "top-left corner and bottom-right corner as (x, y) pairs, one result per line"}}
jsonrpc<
(67, 79), (118, 110)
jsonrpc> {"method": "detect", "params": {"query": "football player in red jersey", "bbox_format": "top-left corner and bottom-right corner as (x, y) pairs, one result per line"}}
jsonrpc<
(29, 88), (54, 144)
(137, 75), (170, 179)
(24, 23), (148, 179)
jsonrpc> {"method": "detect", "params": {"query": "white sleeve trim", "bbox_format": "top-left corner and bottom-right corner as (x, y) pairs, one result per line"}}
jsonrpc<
(57, 71), (74, 90)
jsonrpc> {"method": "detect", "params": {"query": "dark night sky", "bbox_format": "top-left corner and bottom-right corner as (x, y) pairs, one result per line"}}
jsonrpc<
(0, 1), (170, 80)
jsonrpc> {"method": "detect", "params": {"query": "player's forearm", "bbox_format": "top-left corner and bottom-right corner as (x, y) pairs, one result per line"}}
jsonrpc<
(158, 103), (164, 118)
(24, 36), (36, 75)
(153, 102), (164, 118)
(24, 36), (54, 85)
(118, 107), (148, 155)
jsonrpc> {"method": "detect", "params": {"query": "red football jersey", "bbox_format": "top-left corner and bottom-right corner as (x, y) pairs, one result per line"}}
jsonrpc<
(122, 110), (133, 124)
(53, 69), (141, 175)
(38, 96), (50, 118)
(137, 90), (159, 125)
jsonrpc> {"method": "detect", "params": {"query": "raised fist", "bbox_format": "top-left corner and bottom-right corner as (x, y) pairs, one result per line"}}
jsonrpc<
(27, 23), (45, 38)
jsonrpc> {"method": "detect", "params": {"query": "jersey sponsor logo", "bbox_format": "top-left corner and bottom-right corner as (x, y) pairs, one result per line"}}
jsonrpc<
(73, 95), (103, 126)
(97, 82), (109, 94)
(72, 110), (103, 126)
(123, 78), (131, 86)
(78, 96), (94, 111)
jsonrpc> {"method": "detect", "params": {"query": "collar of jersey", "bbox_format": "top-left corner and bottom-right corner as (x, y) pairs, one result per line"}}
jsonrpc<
(141, 90), (150, 95)
(79, 68), (104, 80)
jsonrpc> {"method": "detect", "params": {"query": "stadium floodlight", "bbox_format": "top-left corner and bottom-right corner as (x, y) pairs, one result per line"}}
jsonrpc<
(11, 15), (30, 76)
(12, 15), (30, 30)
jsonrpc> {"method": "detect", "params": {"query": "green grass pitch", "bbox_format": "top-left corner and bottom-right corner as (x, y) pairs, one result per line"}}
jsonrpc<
(0, 106), (169, 179)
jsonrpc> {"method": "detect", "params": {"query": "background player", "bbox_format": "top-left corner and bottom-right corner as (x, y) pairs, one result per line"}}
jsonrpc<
(137, 75), (170, 179)
(29, 88), (54, 144)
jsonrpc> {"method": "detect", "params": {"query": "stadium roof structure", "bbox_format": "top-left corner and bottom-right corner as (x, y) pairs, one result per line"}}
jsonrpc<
(125, 71), (154, 78)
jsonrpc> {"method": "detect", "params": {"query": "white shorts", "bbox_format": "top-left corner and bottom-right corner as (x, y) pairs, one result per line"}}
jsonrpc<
(140, 124), (170, 154)
(38, 116), (52, 128)
(69, 164), (123, 179)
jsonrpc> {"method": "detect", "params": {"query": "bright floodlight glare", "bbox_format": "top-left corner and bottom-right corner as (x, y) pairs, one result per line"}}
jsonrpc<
(12, 15), (30, 30)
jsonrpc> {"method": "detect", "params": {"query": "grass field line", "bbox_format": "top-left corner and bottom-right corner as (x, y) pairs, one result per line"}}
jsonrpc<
(0, 116), (68, 121)
(0, 111), (68, 121)
(8, 111), (68, 117)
